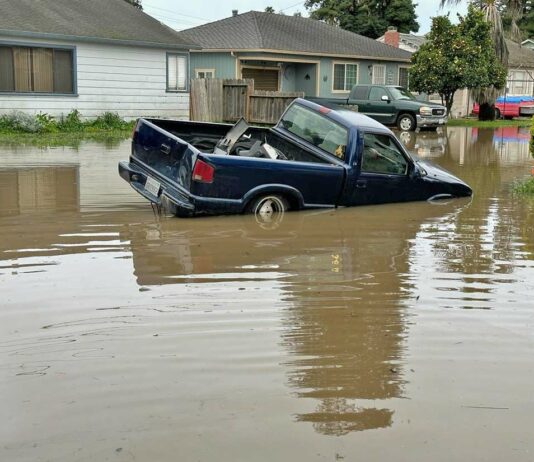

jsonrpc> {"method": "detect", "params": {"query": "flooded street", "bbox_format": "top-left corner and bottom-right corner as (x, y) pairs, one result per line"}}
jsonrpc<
(1, 127), (533, 461)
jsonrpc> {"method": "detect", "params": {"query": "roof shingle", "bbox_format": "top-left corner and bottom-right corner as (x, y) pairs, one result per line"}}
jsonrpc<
(179, 11), (411, 62)
(0, 0), (197, 49)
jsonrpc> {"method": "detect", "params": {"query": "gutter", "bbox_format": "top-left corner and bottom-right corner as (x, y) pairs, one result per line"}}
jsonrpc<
(0, 29), (200, 50)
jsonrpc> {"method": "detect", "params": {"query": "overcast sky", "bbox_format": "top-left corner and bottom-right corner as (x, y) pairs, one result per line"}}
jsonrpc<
(141, 0), (468, 34)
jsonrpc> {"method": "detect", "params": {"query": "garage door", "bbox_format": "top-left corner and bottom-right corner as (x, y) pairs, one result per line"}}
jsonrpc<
(242, 68), (279, 91)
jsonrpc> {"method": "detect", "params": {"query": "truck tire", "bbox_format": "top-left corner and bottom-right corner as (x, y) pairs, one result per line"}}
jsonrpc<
(247, 194), (289, 220)
(495, 108), (501, 119)
(397, 113), (416, 131)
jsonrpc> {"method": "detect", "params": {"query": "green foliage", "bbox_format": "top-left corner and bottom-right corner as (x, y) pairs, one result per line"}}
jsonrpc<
(512, 177), (534, 195)
(305, 0), (419, 38)
(0, 110), (133, 135)
(410, 5), (507, 115)
(265, 6), (275, 13)
(124, 0), (142, 10)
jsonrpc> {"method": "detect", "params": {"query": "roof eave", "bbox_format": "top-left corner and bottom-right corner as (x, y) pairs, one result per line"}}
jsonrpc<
(191, 47), (411, 62)
(0, 29), (199, 50)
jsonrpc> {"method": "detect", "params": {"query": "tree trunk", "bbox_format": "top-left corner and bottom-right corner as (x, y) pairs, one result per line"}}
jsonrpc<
(478, 102), (496, 121)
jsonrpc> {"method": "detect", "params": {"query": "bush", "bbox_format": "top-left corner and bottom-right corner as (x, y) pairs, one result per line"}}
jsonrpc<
(90, 112), (130, 130)
(513, 177), (534, 196)
(0, 110), (132, 134)
(0, 111), (43, 133)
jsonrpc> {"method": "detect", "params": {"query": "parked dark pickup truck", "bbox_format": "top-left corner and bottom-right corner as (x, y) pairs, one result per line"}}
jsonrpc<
(309, 85), (447, 131)
(119, 99), (471, 218)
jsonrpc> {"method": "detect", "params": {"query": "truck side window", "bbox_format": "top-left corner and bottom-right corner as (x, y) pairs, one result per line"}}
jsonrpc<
(279, 104), (348, 160)
(352, 86), (369, 99)
(361, 133), (408, 175)
(369, 87), (389, 101)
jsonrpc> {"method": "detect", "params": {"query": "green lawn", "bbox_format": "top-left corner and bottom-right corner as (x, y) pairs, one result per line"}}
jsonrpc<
(447, 118), (532, 128)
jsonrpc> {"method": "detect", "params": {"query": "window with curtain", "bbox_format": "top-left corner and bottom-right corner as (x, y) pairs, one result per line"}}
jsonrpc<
(398, 67), (409, 90)
(372, 65), (386, 85)
(0, 45), (74, 94)
(167, 54), (188, 91)
(333, 63), (358, 91)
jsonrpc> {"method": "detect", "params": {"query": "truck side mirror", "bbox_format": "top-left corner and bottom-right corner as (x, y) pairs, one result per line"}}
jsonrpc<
(381, 95), (390, 102)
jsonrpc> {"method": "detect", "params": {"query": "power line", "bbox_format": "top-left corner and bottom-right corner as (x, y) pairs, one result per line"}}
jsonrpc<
(142, 2), (211, 21)
(280, 1), (306, 12)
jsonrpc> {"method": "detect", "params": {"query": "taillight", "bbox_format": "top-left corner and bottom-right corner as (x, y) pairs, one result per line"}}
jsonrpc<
(192, 159), (214, 183)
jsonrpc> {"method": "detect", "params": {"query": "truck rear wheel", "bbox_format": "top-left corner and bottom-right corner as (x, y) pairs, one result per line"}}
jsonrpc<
(247, 194), (289, 223)
(397, 113), (416, 131)
(495, 108), (501, 119)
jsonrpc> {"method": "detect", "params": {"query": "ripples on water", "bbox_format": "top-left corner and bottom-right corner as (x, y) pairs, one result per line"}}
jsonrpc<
(1, 128), (533, 461)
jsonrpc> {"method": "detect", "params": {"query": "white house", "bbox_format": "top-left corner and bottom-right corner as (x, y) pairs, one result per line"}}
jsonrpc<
(0, 0), (197, 120)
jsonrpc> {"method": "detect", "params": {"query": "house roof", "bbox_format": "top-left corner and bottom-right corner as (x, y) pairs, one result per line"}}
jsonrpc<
(0, 0), (197, 49)
(506, 39), (534, 68)
(179, 11), (412, 62)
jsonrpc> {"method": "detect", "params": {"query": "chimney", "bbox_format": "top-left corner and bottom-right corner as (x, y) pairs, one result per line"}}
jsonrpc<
(232, 9), (238, 17)
(384, 26), (399, 48)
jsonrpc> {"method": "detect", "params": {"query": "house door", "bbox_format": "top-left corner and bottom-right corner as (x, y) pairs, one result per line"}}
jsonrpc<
(242, 67), (279, 91)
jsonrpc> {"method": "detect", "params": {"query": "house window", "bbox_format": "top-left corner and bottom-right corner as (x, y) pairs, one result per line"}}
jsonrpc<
(398, 67), (410, 89)
(167, 53), (188, 91)
(0, 44), (74, 94)
(372, 65), (386, 85)
(333, 63), (358, 91)
(195, 69), (215, 79)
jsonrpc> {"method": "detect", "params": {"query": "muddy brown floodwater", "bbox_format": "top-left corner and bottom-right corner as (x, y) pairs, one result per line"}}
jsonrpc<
(1, 127), (533, 461)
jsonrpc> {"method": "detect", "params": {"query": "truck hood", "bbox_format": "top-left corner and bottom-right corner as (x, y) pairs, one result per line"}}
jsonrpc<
(416, 159), (472, 198)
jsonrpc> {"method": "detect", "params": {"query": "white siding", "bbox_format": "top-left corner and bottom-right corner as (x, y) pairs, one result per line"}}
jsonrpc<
(0, 36), (189, 120)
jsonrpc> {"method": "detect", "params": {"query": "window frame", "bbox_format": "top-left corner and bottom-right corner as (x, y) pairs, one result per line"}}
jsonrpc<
(398, 66), (410, 89)
(0, 40), (77, 96)
(166, 52), (189, 93)
(332, 61), (359, 93)
(360, 131), (412, 176)
(195, 68), (215, 79)
(372, 64), (386, 85)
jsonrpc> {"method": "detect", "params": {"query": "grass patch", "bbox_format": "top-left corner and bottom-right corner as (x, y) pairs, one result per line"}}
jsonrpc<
(0, 110), (134, 134)
(447, 117), (532, 128)
(0, 130), (132, 148)
(513, 177), (534, 196)
(0, 110), (134, 147)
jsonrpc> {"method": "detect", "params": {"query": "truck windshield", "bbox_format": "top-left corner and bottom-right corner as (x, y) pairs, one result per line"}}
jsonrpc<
(279, 104), (348, 160)
(389, 87), (415, 101)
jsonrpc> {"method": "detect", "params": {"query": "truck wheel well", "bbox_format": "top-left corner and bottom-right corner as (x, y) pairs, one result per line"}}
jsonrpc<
(245, 192), (298, 213)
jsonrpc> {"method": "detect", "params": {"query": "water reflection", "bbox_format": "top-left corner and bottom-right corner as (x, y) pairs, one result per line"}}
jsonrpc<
(0, 127), (533, 457)
(0, 166), (79, 217)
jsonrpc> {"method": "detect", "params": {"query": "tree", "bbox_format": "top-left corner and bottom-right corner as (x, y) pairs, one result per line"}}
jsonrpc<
(124, 0), (142, 10)
(410, 5), (507, 116)
(265, 6), (275, 13)
(440, 0), (526, 119)
(304, 0), (419, 38)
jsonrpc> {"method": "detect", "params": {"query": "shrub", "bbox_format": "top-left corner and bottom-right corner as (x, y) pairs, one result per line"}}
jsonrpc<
(90, 112), (130, 130)
(0, 111), (43, 133)
(513, 177), (534, 196)
(57, 109), (83, 131)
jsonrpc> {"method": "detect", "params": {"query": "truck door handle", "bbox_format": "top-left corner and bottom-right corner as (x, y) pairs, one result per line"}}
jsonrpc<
(356, 180), (367, 189)
(160, 143), (171, 155)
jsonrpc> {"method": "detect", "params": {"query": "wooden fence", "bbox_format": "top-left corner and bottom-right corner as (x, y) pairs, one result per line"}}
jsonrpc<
(190, 78), (304, 125)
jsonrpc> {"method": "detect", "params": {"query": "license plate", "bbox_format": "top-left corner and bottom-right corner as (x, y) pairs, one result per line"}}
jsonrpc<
(144, 176), (161, 197)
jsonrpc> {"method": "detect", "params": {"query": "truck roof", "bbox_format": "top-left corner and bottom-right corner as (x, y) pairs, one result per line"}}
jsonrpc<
(295, 98), (393, 134)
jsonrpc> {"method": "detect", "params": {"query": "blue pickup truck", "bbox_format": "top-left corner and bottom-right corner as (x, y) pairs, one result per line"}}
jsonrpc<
(119, 99), (471, 218)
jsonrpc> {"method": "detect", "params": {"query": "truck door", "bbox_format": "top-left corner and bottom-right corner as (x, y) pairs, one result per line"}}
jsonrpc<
(347, 132), (414, 206)
(366, 87), (396, 124)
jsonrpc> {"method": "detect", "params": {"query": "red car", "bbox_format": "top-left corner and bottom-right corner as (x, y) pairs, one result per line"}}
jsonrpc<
(473, 96), (534, 119)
